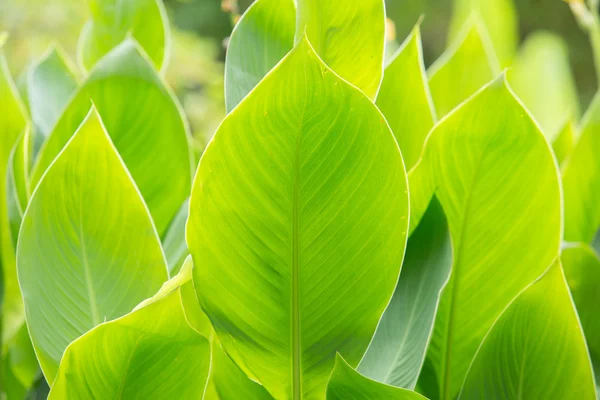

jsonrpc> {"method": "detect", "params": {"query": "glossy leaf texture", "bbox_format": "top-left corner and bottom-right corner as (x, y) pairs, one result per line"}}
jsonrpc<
(428, 17), (500, 117)
(49, 288), (210, 399)
(459, 260), (595, 399)
(409, 77), (561, 400)
(561, 243), (600, 395)
(508, 32), (579, 141)
(563, 92), (600, 243)
(187, 37), (409, 399)
(6, 129), (30, 248)
(448, 0), (517, 67)
(78, 0), (170, 72)
(224, 0), (296, 112)
(26, 45), (78, 157)
(30, 39), (193, 235)
(296, 0), (385, 99)
(359, 198), (452, 389)
(327, 355), (427, 400)
(17, 109), (168, 382)
(376, 24), (437, 170)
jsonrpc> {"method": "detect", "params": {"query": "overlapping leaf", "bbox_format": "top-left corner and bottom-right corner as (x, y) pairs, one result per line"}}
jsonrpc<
(459, 260), (595, 399)
(187, 37), (409, 399)
(17, 109), (168, 382)
(6, 129), (30, 248)
(376, 24), (437, 170)
(162, 199), (190, 276)
(328, 355), (427, 400)
(359, 198), (452, 389)
(30, 39), (193, 235)
(78, 0), (170, 72)
(409, 77), (561, 399)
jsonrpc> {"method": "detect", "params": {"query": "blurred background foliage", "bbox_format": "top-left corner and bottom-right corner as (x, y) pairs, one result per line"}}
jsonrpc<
(0, 0), (596, 152)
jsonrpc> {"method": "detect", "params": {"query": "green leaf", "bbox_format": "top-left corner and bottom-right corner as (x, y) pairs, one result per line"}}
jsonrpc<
(26, 45), (78, 158)
(225, 0), (296, 113)
(30, 39), (193, 235)
(6, 323), (41, 391)
(376, 24), (437, 170)
(448, 0), (518, 67)
(162, 198), (190, 276)
(428, 17), (500, 117)
(327, 355), (427, 400)
(561, 243), (600, 396)
(409, 77), (561, 400)
(6, 128), (31, 249)
(187, 37), (409, 399)
(552, 120), (576, 167)
(508, 32), (579, 141)
(358, 197), (452, 389)
(78, 0), (170, 72)
(459, 260), (596, 399)
(17, 109), (168, 383)
(563, 92), (600, 243)
(48, 288), (210, 399)
(296, 0), (385, 99)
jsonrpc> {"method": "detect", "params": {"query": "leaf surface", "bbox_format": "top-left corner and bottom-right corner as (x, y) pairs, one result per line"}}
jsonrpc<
(17, 109), (168, 382)
(6, 129), (31, 249)
(459, 260), (596, 399)
(162, 198), (189, 276)
(187, 37), (409, 399)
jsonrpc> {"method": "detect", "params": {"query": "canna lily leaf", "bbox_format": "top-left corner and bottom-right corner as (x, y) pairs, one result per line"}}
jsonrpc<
(358, 197), (452, 389)
(162, 198), (190, 276)
(17, 109), (168, 382)
(508, 32), (580, 141)
(6, 128), (31, 249)
(78, 0), (170, 72)
(30, 39), (193, 235)
(327, 355), (427, 400)
(552, 120), (576, 167)
(563, 92), (600, 243)
(187, 37), (409, 399)
(225, 0), (295, 113)
(448, 0), (517, 67)
(561, 243), (600, 395)
(296, 0), (386, 99)
(428, 17), (500, 117)
(376, 24), (437, 170)
(5, 323), (40, 392)
(26, 45), (78, 158)
(48, 287), (210, 399)
(458, 260), (596, 399)
(409, 76), (561, 400)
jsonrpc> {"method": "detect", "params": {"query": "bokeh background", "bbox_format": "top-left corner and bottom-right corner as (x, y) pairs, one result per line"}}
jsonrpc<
(1, 0), (596, 153)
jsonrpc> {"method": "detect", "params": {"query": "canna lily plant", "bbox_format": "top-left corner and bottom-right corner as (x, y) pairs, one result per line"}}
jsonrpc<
(1, 0), (600, 399)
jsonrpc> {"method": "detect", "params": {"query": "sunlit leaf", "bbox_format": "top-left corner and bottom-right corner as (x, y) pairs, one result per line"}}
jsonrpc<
(78, 0), (170, 72)
(376, 24), (437, 170)
(187, 37), (409, 399)
(162, 198), (190, 276)
(17, 109), (168, 382)
(328, 355), (427, 399)
(30, 39), (193, 235)
(552, 120), (576, 167)
(459, 260), (595, 399)
(6, 128), (31, 248)
(359, 198), (452, 389)
(409, 77), (561, 399)
(428, 17), (500, 117)
(508, 32), (579, 141)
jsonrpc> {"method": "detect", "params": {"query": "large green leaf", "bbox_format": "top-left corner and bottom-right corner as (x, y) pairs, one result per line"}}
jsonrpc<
(409, 77), (561, 400)
(187, 37), (409, 399)
(508, 32), (579, 141)
(448, 0), (517, 67)
(6, 128), (31, 248)
(49, 288), (210, 399)
(376, 24), (437, 170)
(327, 355), (427, 400)
(459, 260), (595, 399)
(17, 109), (168, 382)
(358, 197), (452, 389)
(162, 198), (190, 276)
(296, 0), (385, 99)
(563, 92), (600, 243)
(561, 243), (600, 396)
(428, 18), (500, 117)
(30, 39), (193, 235)
(552, 120), (576, 167)
(224, 0), (296, 113)
(26, 45), (78, 157)
(78, 0), (170, 72)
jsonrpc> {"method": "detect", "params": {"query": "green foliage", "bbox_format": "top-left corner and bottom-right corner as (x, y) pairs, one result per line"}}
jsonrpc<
(1, 0), (600, 398)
